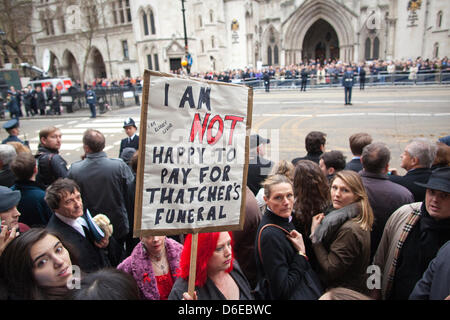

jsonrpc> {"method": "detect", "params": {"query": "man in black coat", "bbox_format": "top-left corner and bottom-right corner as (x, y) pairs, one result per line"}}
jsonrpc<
(45, 178), (113, 272)
(263, 70), (270, 92)
(292, 131), (326, 166)
(247, 134), (273, 195)
(359, 142), (414, 259)
(34, 86), (46, 116)
(389, 138), (437, 202)
(119, 117), (139, 158)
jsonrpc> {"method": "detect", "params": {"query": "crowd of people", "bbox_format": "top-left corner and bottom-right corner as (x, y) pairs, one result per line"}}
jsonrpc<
(0, 109), (449, 301)
(173, 56), (450, 84)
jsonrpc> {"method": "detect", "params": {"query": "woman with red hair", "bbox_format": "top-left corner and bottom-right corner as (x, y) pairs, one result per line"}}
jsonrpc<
(168, 231), (253, 300)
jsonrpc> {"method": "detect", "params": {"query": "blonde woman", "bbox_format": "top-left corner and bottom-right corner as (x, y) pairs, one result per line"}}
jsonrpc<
(310, 170), (374, 294)
(255, 160), (295, 212)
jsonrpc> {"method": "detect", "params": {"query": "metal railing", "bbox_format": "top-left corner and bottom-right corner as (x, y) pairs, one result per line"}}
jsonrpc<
(234, 70), (450, 90)
(60, 87), (140, 113)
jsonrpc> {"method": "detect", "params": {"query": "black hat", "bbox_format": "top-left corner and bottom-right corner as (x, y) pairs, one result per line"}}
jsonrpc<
(123, 117), (137, 128)
(0, 186), (21, 212)
(250, 134), (270, 149)
(415, 167), (450, 194)
(2, 119), (19, 130)
(120, 147), (137, 164)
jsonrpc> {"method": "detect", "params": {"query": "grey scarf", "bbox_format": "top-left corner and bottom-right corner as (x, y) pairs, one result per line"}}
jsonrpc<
(311, 202), (361, 244)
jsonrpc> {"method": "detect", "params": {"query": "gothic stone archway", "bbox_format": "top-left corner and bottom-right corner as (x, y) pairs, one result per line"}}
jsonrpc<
(302, 19), (339, 64)
(282, 0), (355, 64)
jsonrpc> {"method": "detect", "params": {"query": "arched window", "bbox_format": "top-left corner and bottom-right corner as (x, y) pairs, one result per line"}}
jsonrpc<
(437, 11), (443, 28)
(200, 40), (204, 53)
(434, 42), (439, 58)
(198, 15), (203, 28)
(365, 37), (371, 60)
(267, 46), (272, 66)
(274, 45), (279, 65)
(209, 10), (214, 23)
(149, 9), (156, 34)
(142, 12), (149, 35)
(211, 36), (215, 48)
(373, 37), (380, 59)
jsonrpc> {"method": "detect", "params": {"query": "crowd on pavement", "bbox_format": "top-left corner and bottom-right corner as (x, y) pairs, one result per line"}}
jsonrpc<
(0, 109), (449, 301)
(173, 56), (450, 83)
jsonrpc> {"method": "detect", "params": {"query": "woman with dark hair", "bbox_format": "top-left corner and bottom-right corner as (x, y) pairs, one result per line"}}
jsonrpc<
(292, 160), (331, 236)
(0, 228), (79, 300)
(168, 231), (253, 300)
(292, 160), (331, 270)
(310, 170), (374, 294)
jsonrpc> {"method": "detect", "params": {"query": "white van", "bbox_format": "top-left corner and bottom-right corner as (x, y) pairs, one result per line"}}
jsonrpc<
(28, 77), (73, 94)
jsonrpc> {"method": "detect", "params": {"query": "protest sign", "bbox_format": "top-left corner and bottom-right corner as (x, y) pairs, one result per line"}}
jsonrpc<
(134, 70), (253, 237)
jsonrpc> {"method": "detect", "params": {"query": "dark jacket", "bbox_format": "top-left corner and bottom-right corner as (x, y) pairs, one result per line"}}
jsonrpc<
(86, 89), (97, 105)
(255, 209), (313, 299)
(389, 167), (432, 202)
(35, 145), (68, 188)
(46, 214), (110, 272)
(360, 170), (414, 259)
(168, 261), (253, 300)
(292, 151), (322, 166)
(6, 96), (20, 117)
(119, 135), (139, 157)
(1, 135), (25, 145)
(247, 155), (273, 195)
(35, 91), (46, 110)
(409, 241), (450, 300)
(11, 180), (53, 227)
(345, 157), (363, 173)
(68, 151), (135, 240)
(342, 71), (355, 88)
(232, 187), (262, 289)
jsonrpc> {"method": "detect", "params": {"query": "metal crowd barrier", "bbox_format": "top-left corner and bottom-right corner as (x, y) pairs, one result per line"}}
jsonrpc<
(234, 70), (450, 90)
(60, 86), (141, 113)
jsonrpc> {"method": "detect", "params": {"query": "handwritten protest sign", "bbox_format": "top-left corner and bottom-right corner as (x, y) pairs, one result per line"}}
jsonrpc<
(134, 70), (253, 237)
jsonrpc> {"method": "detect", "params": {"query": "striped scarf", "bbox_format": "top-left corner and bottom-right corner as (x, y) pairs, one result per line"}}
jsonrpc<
(385, 206), (422, 297)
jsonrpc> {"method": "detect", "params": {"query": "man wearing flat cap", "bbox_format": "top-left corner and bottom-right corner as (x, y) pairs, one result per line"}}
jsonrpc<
(119, 117), (139, 158)
(2, 119), (26, 145)
(247, 134), (273, 195)
(372, 167), (450, 300)
(0, 186), (29, 255)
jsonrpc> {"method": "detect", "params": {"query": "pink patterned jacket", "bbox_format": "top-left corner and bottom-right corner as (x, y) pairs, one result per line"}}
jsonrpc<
(117, 238), (183, 300)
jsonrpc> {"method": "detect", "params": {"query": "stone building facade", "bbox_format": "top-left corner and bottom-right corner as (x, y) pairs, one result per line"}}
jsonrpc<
(31, 0), (449, 82)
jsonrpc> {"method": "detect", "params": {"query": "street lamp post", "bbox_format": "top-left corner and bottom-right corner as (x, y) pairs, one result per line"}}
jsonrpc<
(181, 0), (190, 74)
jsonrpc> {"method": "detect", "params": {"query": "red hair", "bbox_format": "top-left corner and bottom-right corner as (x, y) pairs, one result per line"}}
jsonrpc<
(178, 232), (234, 287)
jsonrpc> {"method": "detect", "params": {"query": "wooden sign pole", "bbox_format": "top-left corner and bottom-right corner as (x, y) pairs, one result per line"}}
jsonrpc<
(187, 232), (198, 298)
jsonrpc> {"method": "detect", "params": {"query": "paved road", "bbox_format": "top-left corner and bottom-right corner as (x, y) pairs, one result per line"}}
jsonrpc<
(1, 86), (449, 173)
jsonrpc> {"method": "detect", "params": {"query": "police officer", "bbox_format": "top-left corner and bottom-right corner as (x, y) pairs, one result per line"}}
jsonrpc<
(86, 86), (97, 118)
(2, 119), (28, 146)
(119, 118), (139, 158)
(342, 65), (355, 105)
(263, 70), (271, 92)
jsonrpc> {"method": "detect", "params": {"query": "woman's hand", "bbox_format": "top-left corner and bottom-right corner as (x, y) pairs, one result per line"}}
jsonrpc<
(310, 213), (325, 236)
(182, 291), (198, 300)
(0, 224), (17, 256)
(286, 229), (306, 253)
